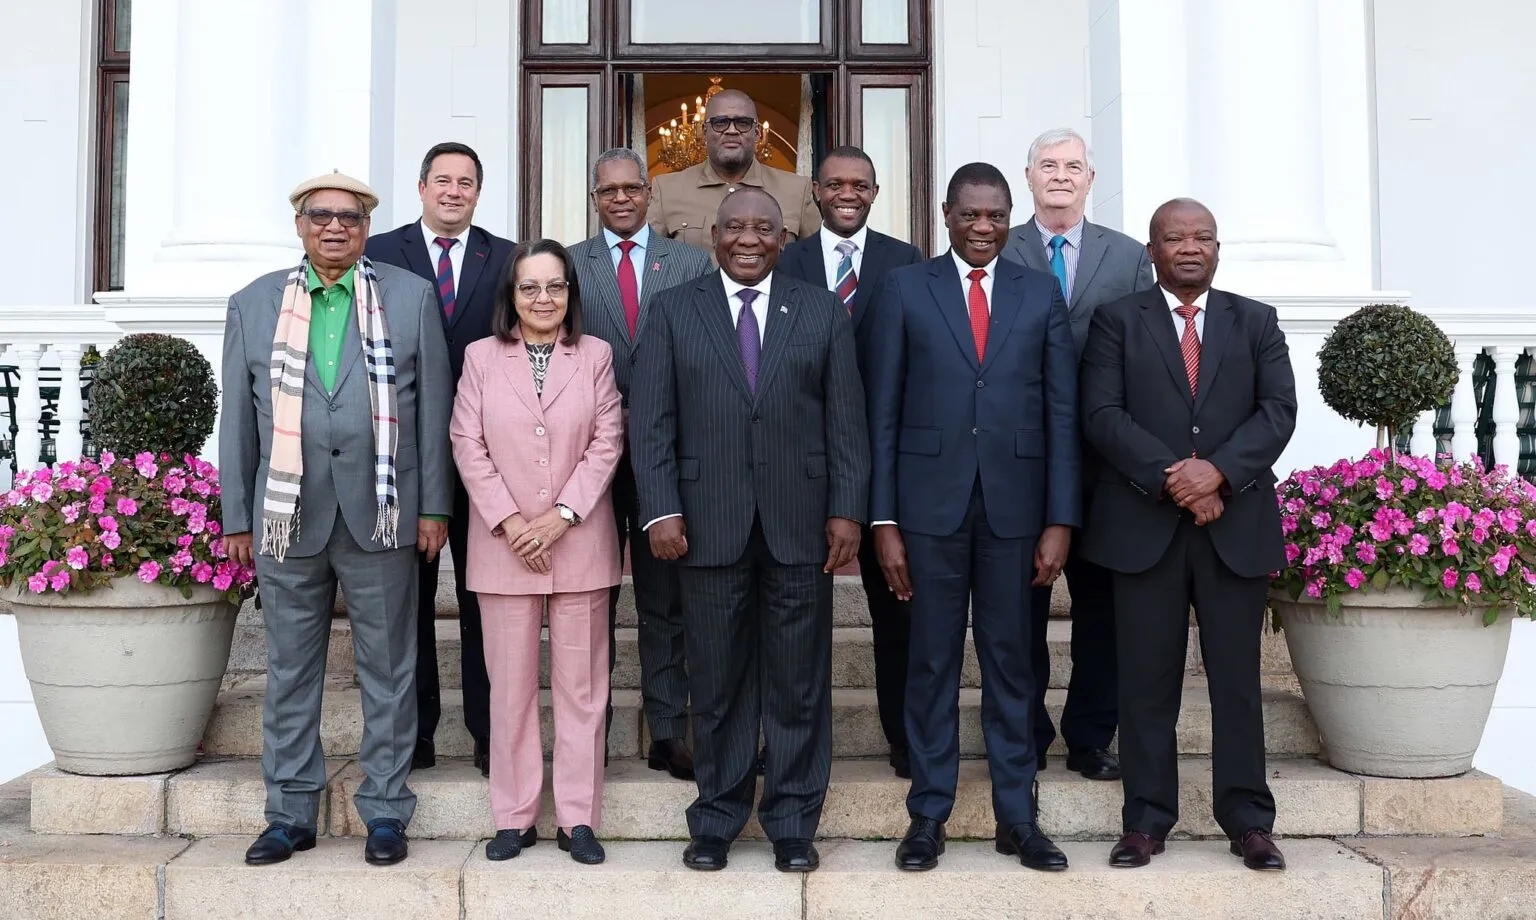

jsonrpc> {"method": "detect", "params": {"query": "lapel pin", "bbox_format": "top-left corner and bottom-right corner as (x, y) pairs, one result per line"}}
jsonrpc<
(651, 262), (661, 272)
(780, 305), (789, 314)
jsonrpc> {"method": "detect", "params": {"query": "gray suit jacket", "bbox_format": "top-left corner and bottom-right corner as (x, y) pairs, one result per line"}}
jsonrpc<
(628, 271), (870, 568)
(219, 261), (454, 557)
(569, 231), (712, 405)
(1001, 216), (1154, 356)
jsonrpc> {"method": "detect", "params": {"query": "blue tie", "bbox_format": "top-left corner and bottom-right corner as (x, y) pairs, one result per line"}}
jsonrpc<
(1048, 235), (1069, 302)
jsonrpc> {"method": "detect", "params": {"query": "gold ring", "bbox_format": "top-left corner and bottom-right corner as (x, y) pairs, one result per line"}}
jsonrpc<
(531, 538), (542, 547)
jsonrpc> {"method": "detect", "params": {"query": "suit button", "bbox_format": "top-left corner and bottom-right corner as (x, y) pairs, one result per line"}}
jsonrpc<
(976, 380), (985, 388)
(971, 427), (979, 435)
(445, 336), (454, 346)
(535, 426), (545, 436)
(1192, 425), (1201, 434)
(538, 458), (548, 466)
(751, 415), (761, 423)
(331, 449), (340, 457)
(328, 403), (338, 412)
(539, 489), (549, 497)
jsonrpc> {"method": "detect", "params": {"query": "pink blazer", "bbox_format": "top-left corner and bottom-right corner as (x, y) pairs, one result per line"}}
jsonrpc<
(451, 333), (624, 596)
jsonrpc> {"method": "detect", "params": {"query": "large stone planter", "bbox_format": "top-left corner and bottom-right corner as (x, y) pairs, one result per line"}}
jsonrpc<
(1270, 586), (1513, 778)
(7, 577), (238, 775)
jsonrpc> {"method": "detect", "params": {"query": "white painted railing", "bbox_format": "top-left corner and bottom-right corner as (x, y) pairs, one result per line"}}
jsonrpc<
(0, 305), (122, 486)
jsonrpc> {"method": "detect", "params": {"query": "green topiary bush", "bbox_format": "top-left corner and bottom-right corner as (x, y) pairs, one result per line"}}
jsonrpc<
(1316, 303), (1457, 449)
(90, 333), (219, 458)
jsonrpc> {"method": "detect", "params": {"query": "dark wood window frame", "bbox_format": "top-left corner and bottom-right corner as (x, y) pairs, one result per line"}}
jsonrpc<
(92, 0), (130, 294)
(520, 0), (933, 251)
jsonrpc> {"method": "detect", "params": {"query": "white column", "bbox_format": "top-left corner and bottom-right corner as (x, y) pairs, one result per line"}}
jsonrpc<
(51, 344), (84, 464)
(1491, 345), (1526, 473)
(1409, 408), (1438, 458)
(9, 345), (42, 472)
(1448, 344), (1483, 461)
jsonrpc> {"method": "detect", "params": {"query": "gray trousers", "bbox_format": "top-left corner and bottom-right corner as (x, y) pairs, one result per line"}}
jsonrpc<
(256, 517), (419, 829)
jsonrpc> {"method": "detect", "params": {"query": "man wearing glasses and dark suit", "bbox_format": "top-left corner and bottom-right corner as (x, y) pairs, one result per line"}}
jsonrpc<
(648, 89), (822, 258)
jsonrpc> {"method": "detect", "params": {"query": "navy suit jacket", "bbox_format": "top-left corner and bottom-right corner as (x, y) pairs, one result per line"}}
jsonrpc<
(779, 229), (924, 382)
(365, 222), (516, 380)
(865, 254), (1080, 539)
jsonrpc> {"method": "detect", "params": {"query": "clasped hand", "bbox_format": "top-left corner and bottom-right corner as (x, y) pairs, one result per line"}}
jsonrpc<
(499, 510), (570, 575)
(1164, 457), (1226, 525)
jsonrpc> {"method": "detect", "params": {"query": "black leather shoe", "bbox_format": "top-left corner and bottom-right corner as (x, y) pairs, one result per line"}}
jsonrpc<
(485, 828), (536, 861)
(995, 822), (1068, 871)
(1230, 829), (1286, 871)
(895, 817), (945, 871)
(411, 738), (436, 771)
(364, 818), (409, 865)
(474, 738), (490, 778)
(773, 838), (819, 873)
(1109, 831), (1165, 868)
(888, 745), (911, 780)
(1065, 748), (1121, 781)
(244, 823), (316, 865)
(647, 739), (696, 781)
(683, 835), (730, 871)
(558, 826), (606, 865)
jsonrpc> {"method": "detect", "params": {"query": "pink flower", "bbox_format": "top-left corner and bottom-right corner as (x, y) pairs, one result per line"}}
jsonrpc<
(29, 481), (53, 502)
(48, 571), (69, 591)
(101, 530), (121, 550)
(1442, 538), (1461, 555)
(1375, 477), (1394, 500)
(1311, 512), (1332, 529)
(162, 473), (187, 494)
(212, 571), (234, 591)
(1425, 470), (1448, 490)
(1471, 525), (1489, 545)
(1417, 508), (1438, 524)
(170, 549), (193, 572)
(1442, 568), (1459, 589)
(1281, 515), (1298, 536)
(1305, 578), (1325, 599)
(1355, 542), (1378, 564)
(60, 503), (80, 524)
(169, 497), (189, 516)
(1284, 544), (1301, 564)
(1344, 568), (1366, 589)
(191, 562), (214, 583)
(100, 553), (113, 566)
(1492, 546), (1516, 576)
(187, 515), (206, 535)
(65, 546), (89, 570)
(87, 496), (105, 515)
(1400, 476), (1418, 493)
(99, 450), (116, 467)
(97, 515), (118, 532)
(116, 497), (139, 516)
(137, 560), (161, 583)
(134, 453), (158, 478)
(176, 534), (194, 547)
(88, 476), (111, 497)
(1466, 573), (1484, 594)
(1408, 534), (1431, 556)
(26, 573), (47, 593)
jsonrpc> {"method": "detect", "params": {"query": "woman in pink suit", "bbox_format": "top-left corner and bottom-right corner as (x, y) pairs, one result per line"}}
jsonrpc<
(451, 238), (623, 865)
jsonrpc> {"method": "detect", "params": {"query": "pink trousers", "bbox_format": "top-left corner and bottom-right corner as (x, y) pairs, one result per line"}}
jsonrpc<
(479, 588), (610, 830)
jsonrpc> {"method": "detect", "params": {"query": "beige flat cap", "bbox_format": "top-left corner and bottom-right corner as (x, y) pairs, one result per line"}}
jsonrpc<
(288, 170), (380, 213)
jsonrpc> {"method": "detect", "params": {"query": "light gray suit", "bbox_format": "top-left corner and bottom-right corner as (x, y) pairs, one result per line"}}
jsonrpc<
(219, 260), (453, 829)
(1002, 214), (1155, 764)
(570, 230), (711, 743)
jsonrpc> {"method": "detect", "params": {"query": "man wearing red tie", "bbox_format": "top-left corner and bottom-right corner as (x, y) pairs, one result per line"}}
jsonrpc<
(1078, 198), (1296, 871)
(865, 163), (1079, 872)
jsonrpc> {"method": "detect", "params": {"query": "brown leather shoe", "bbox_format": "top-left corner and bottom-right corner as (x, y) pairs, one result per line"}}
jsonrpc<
(1230, 829), (1286, 871)
(647, 739), (696, 781)
(1108, 831), (1165, 868)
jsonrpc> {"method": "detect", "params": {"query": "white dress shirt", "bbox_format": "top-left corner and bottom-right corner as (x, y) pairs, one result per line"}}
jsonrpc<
(643, 269), (775, 530)
(872, 252), (1000, 527)
(422, 220), (471, 297)
(951, 250), (998, 310)
(603, 223), (652, 299)
(1160, 286), (1209, 342)
(820, 225), (869, 291)
(720, 270), (773, 346)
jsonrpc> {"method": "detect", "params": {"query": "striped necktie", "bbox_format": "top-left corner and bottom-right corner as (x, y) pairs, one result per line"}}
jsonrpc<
(1175, 303), (1201, 396)
(833, 239), (858, 312)
(433, 236), (457, 319)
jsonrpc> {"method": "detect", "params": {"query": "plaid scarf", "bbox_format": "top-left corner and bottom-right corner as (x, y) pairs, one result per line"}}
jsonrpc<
(262, 256), (399, 562)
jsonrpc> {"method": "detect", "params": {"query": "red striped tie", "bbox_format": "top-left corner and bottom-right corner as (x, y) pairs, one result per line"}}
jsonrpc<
(1175, 303), (1201, 396)
(433, 236), (457, 319)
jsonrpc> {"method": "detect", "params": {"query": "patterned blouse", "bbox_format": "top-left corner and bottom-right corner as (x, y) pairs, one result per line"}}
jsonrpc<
(526, 342), (555, 395)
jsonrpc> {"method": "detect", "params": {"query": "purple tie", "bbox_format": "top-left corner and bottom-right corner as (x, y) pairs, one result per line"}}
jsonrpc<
(736, 288), (761, 392)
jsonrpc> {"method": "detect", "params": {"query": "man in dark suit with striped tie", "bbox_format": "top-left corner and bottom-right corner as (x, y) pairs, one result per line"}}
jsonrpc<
(779, 146), (923, 779)
(570, 147), (712, 780)
(365, 142), (515, 776)
(630, 187), (870, 874)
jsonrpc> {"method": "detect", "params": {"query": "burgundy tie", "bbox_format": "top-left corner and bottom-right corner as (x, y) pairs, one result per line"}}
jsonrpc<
(617, 240), (641, 338)
(1175, 303), (1201, 396)
(433, 236), (456, 319)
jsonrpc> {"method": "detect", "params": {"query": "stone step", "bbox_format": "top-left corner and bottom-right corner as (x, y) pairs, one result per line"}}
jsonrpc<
(227, 612), (1293, 692)
(200, 679), (1320, 761)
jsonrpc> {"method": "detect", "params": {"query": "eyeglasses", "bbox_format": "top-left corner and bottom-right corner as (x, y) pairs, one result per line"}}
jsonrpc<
(515, 281), (570, 300)
(594, 183), (649, 201)
(705, 116), (758, 135)
(301, 208), (366, 228)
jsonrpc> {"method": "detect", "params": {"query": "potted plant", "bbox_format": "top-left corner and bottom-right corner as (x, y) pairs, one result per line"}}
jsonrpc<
(0, 333), (253, 776)
(1268, 304), (1533, 778)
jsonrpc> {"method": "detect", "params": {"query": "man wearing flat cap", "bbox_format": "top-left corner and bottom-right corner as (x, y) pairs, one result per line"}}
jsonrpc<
(219, 171), (454, 867)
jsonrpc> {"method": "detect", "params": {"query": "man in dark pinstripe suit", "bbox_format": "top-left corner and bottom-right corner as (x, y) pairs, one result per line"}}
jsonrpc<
(630, 187), (870, 874)
(570, 148), (713, 780)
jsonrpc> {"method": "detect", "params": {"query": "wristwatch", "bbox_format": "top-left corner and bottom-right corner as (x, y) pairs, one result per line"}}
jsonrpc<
(556, 503), (582, 525)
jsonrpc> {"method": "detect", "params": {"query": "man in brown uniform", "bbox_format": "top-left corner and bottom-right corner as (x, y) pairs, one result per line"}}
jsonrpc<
(649, 89), (822, 254)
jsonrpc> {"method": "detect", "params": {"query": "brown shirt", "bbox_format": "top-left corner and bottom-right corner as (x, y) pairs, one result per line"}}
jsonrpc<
(648, 159), (822, 257)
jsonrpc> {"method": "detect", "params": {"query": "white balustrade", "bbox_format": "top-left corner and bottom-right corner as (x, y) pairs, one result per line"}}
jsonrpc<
(0, 305), (122, 481)
(1448, 343), (1482, 461)
(8, 344), (43, 471)
(1490, 345), (1527, 474)
(1410, 407), (1438, 458)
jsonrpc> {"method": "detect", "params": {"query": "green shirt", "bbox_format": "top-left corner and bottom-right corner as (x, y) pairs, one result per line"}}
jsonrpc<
(304, 265), (447, 522)
(306, 264), (355, 392)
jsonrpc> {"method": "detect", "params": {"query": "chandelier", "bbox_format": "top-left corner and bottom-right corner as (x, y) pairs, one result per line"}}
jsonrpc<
(654, 77), (776, 172)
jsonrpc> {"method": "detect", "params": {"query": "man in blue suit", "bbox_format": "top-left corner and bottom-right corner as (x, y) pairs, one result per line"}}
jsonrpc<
(866, 162), (1079, 873)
